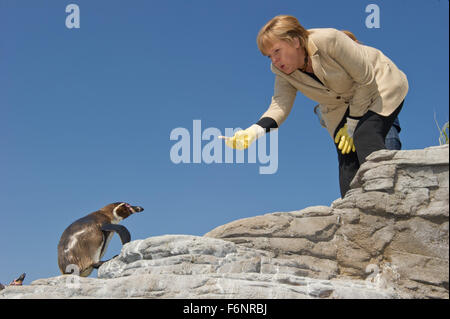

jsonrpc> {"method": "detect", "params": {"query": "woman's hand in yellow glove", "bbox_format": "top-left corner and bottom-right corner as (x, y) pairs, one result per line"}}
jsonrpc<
(219, 124), (265, 150)
(334, 124), (355, 154)
(334, 118), (359, 154)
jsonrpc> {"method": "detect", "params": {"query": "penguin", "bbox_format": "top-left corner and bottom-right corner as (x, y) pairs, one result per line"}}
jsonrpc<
(0, 273), (26, 290)
(57, 202), (144, 277)
(9, 273), (26, 286)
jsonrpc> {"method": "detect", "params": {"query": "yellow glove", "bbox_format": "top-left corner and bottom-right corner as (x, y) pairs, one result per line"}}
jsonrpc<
(220, 124), (265, 150)
(334, 124), (355, 154)
(335, 117), (359, 155)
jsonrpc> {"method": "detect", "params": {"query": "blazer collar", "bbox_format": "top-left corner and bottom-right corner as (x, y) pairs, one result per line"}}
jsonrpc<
(307, 37), (328, 88)
(307, 36), (319, 56)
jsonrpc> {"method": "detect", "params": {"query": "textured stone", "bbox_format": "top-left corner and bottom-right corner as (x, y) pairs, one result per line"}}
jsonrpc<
(0, 235), (403, 299)
(207, 145), (449, 298)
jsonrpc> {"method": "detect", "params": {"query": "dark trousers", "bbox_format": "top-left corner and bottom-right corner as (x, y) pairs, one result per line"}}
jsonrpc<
(334, 100), (404, 198)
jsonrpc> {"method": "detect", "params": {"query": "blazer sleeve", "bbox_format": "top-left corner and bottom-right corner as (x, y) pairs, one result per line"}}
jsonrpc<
(259, 73), (297, 126)
(327, 29), (377, 117)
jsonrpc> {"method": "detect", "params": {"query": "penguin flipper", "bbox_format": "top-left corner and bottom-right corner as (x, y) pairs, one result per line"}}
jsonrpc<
(101, 224), (131, 245)
(92, 261), (105, 269)
(92, 254), (119, 269)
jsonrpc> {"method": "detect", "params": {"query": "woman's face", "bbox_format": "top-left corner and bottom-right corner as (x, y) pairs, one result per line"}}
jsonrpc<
(267, 38), (305, 75)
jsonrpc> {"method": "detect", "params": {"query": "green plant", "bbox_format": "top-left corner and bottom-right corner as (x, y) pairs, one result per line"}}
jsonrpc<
(434, 113), (449, 145)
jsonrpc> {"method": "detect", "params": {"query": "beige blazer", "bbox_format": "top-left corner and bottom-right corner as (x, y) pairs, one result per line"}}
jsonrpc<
(259, 28), (409, 137)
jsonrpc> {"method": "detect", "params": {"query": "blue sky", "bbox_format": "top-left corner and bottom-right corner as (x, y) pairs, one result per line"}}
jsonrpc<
(1, 0), (448, 284)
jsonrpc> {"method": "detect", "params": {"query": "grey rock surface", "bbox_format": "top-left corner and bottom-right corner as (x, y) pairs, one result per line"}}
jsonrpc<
(206, 145), (449, 299)
(0, 235), (403, 299)
(1, 145), (448, 299)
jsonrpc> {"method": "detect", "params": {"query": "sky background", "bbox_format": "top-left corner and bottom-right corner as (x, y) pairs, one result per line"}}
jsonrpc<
(1, 0), (448, 284)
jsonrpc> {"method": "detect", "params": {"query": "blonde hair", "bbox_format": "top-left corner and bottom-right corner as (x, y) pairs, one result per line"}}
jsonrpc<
(257, 15), (310, 56)
(341, 30), (360, 44)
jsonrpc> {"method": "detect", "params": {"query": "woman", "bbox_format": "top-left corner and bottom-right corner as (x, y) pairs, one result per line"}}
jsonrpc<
(222, 15), (408, 198)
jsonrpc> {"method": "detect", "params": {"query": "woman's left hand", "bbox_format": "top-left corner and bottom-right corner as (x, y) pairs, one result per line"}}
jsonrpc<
(335, 124), (356, 154)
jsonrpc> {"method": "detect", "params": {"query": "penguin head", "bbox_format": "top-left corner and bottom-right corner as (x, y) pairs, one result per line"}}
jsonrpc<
(9, 273), (25, 286)
(110, 202), (144, 222)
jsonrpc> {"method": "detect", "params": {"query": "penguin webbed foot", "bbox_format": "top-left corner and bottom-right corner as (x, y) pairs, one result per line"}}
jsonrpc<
(101, 224), (131, 245)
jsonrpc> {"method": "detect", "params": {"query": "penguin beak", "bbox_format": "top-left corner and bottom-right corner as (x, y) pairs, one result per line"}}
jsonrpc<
(132, 206), (144, 213)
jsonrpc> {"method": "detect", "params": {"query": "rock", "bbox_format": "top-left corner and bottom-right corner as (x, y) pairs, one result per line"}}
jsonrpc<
(206, 145), (449, 298)
(1, 145), (447, 299)
(0, 235), (402, 299)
